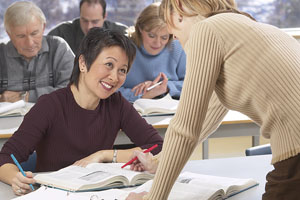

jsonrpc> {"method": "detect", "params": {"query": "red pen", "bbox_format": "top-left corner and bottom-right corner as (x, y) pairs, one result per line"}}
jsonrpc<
(121, 144), (158, 168)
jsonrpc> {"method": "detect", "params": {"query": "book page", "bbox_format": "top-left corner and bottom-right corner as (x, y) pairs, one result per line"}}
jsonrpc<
(34, 165), (126, 191)
(178, 172), (258, 198)
(132, 180), (224, 200)
(34, 163), (153, 191)
(87, 163), (154, 185)
(133, 94), (179, 115)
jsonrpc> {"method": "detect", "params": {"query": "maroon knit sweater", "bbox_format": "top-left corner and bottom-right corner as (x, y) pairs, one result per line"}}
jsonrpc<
(0, 86), (163, 172)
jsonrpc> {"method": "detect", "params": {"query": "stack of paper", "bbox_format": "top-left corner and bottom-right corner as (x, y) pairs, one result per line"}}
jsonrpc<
(0, 100), (33, 117)
(133, 94), (179, 116)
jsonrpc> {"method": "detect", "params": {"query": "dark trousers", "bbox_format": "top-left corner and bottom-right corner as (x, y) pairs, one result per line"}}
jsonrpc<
(263, 153), (300, 200)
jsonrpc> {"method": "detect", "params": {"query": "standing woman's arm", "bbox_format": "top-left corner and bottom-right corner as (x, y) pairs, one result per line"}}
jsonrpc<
(145, 22), (225, 200)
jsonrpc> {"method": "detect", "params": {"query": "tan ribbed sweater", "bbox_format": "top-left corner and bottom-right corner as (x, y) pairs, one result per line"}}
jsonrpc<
(144, 13), (300, 200)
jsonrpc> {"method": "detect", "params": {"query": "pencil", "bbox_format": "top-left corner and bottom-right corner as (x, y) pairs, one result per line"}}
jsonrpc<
(121, 144), (158, 168)
(10, 154), (35, 191)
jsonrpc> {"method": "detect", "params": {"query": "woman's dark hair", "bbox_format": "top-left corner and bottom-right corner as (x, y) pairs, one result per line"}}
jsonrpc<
(70, 27), (136, 88)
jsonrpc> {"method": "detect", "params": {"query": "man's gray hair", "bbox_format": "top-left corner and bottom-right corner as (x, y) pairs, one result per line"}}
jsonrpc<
(4, 1), (46, 33)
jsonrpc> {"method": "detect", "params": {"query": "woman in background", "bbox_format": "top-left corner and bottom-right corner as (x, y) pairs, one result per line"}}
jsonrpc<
(126, 0), (300, 199)
(119, 3), (186, 102)
(0, 28), (163, 196)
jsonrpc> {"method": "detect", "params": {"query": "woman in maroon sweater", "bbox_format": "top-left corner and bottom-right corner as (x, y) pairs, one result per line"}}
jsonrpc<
(0, 28), (163, 196)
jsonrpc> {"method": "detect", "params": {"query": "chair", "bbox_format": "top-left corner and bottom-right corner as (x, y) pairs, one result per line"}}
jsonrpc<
(20, 152), (37, 172)
(245, 144), (271, 156)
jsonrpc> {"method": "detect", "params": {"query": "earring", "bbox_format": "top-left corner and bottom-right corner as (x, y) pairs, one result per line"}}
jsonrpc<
(178, 17), (183, 23)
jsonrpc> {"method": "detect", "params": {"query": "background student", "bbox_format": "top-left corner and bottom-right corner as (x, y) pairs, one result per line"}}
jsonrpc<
(118, 3), (186, 102)
(126, 0), (300, 200)
(48, 0), (127, 54)
(0, 1), (74, 103)
(0, 28), (163, 196)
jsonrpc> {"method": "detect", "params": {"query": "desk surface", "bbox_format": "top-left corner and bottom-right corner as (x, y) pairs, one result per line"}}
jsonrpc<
(0, 155), (273, 200)
(0, 111), (253, 138)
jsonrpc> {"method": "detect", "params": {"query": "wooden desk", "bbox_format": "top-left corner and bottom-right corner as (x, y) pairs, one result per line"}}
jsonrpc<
(0, 155), (273, 200)
(0, 111), (260, 159)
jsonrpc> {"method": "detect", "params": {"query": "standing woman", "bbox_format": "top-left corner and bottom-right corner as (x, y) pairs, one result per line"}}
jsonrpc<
(126, 0), (300, 199)
(0, 28), (163, 196)
(119, 3), (186, 102)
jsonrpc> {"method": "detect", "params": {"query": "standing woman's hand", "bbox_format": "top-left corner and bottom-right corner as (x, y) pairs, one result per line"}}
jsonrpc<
(126, 191), (148, 200)
(12, 171), (35, 196)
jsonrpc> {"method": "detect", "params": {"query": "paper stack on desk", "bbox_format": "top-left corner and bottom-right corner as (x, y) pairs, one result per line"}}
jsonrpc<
(0, 100), (33, 117)
(133, 94), (179, 116)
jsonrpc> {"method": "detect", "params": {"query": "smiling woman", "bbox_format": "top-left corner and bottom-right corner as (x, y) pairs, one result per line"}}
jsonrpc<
(0, 27), (163, 196)
(70, 28), (136, 108)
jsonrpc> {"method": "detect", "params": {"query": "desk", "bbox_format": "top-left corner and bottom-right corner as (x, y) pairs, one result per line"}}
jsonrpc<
(0, 155), (273, 200)
(0, 111), (260, 159)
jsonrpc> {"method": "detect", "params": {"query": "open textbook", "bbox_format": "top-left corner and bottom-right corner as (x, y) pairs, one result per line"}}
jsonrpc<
(0, 100), (34, 117)
(133, 94), (179, 116)
(15, 171), (258, 200)
(34, 163), (154, 192)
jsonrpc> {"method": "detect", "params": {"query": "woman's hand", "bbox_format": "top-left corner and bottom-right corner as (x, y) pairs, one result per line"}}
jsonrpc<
(73, 151), (105, 167)
(11, 171), (35, 196)
(142, 72), (169, 99)
(129, 151), (158, 174)
(126, 191), (148, 200)
(132, 81), (152, 96)
(131, 72), (169, 98)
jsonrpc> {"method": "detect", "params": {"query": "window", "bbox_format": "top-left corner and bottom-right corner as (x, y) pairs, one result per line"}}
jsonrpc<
(0, 0), (154, 43)
(236, 0), (300, 29)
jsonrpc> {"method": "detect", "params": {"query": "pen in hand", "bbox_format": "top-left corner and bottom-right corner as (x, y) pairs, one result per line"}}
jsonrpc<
(121, 144), (158, 168)
(10, 154), (35, 191)
(146, 81), (163, 91)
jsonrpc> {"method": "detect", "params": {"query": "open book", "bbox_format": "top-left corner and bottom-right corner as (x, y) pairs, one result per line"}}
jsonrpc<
(17, 171), (258, 200)
(174, 172), (259, 199)
(133, 94), (179, 116)
(0, 100), (33, 117)
(34, 163), (154, 192)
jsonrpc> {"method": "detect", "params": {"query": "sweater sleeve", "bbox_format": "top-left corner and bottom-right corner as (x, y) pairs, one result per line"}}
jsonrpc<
(118, 93), (163, 155)
(0, 95), (56, 166)
(117, 86), (141, 103)
(167, 43), (186, 99)
(144, 22), (225, 200)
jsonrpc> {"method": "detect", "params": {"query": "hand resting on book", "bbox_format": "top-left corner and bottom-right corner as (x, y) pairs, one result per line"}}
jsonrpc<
(129, 151), (158, 174)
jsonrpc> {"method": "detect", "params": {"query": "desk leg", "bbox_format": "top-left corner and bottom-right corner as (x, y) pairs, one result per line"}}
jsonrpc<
(252, 135), (260, 147)
(202, 140), (209, 159)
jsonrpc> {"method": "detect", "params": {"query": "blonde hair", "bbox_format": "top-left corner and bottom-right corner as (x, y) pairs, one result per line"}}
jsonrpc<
(128, 2), (172, 48)
(4, 1), (46, 33)
(160, 0), (254, 29)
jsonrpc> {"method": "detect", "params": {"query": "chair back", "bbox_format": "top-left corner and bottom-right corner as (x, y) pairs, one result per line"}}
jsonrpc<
(245, 144), (271, 156)
(20, 152), (37, 172)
